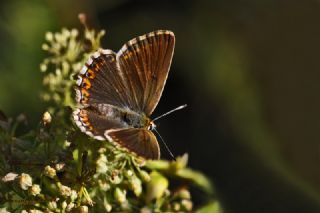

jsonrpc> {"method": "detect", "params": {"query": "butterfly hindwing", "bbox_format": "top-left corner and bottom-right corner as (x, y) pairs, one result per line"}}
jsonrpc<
(105, 128), (160, 160)
(73, 106), (128, 140)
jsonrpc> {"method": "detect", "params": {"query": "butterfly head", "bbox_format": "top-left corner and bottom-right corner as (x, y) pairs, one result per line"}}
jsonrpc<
(148, 121), (156, 131)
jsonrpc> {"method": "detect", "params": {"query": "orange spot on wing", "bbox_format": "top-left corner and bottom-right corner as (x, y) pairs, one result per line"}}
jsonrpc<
(82, 78), (91, 89)
(81, 88), (89, 97)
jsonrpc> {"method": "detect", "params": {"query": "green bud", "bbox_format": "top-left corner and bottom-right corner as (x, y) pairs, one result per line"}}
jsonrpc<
(146, 171), (168, 202)
(139, 170), (150, 182)
(129, 176), (142, 197)
(70, 190), (78, 201)
(103, 197), (112, 212)
(175, 188), (191, 199)
(181, 199), (193, 211)
(114, 188), (126, 203)
(48, 201), (57, 210)
(96, 154), (108, 174)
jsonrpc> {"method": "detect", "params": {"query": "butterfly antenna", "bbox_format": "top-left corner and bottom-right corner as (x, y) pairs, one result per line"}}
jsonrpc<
(152, 104), (187, 122)
(153, 127), (176, 161)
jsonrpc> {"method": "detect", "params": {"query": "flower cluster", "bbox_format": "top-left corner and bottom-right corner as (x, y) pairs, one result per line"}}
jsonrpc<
(0, 15), (217, 213)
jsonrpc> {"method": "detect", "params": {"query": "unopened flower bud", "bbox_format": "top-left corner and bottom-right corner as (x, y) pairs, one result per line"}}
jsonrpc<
(181, 199), (193, 211)
(44, 165), (56, 178)
(29, 184), (41, 196)
(2, 172), (18, 182)
(66, 202), (75, 212)
(19, 173), (32, 190)
(79, 205), (88, 213)
(139, 170), (150, 182)
(42, 111), (52, 125)
(59, 185), (72, 197)
(48, 201), (57, 210)
(114, 188), (126, 203)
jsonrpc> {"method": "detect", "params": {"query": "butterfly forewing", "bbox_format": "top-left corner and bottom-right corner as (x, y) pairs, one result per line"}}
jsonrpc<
(117, 30), (175, 115)
(75, 50), (132, 107)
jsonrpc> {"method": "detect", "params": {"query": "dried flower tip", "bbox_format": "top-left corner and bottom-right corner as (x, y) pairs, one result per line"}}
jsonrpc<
(44, 165), (56, 178)
(19, 173), (32, 190)
(114, 188), (126, 203)
(79, 206), (88, 213)
(59, 185), (72, 197)
(2, 172), (18, 182)
(110, 174), (121, 184)
(78, 13), (87, 27)
(42, 111), (52, 125)
(16, 113), (27, 123)
(29, 184), (41, 196)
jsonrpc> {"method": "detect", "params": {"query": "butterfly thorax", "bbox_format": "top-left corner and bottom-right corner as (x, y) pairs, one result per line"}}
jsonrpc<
(93, 103), (150, 128)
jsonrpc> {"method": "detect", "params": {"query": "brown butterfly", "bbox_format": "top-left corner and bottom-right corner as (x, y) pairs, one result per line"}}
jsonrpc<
(73, 30), (175, 159)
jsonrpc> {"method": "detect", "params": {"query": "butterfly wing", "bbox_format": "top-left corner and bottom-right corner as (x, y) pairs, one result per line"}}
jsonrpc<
(74, 30), (175, 159)
(117, 30), (175, 116)
(75, 49), (132, 108)
(105, 128), (160, 160)
(73, 107), (128, 140)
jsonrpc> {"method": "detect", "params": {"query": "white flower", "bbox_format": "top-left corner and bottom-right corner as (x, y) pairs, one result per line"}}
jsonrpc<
(29, 184), (41, 196)
(44, 165), (56, 178)
(19, 173), (32, 190)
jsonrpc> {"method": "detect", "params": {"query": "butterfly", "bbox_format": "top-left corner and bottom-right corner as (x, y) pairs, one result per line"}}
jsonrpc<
(73, 30), (175, 160)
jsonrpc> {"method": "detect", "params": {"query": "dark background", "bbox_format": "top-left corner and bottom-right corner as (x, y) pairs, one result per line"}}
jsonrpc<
(1, 0), (320, 212)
